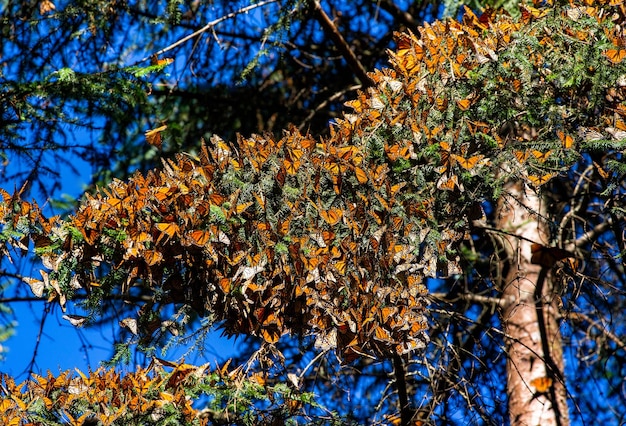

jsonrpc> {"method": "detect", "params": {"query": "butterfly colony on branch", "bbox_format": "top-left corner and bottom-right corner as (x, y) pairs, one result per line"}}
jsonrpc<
(2, 0), (625, 362)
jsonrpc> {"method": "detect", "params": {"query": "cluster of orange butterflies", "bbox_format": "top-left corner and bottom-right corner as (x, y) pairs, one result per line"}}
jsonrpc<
(3, 0), (626, 362)
(361, 0), (625, 195)
(27, 120), (434, 359)
(0, 360), (249, 425)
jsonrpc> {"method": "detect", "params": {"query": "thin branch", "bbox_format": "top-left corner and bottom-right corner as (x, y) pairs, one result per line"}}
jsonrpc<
(299, 348), (329, 382)
(567, 311), (626, 351)
(392, 354), (413, 426)
(298, 84), (362, 132)
(558, 164), (593, 246)
(572, 217), (616, 249)
(376, 0), (420, 29)
(311, 1), (375, 87)
(429, 292), (508, 309)
(139, 0), (279, 64)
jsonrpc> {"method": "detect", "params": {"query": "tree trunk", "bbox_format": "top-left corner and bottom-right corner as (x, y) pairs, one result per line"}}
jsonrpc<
(495, 179), (570, 426)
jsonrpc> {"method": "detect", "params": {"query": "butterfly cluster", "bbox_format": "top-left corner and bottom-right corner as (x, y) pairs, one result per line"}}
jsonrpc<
(0, 359), (271, 425)
(2, 0), (625, 362)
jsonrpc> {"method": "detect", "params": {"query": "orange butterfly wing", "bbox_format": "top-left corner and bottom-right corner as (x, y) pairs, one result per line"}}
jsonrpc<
(145, 125), (167, 148)
(605, 49), (626, 64)
(320, 208), (343, 225)
(528, 173), (555, 187)
(530, 376), (553, 393)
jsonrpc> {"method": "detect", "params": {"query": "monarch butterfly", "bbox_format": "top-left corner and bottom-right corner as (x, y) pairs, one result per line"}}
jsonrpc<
(119, 318), (138, 335)
(577, 126), (604, 141)
(301, 254), (320, 271)
(557, 130), (574, 148)
(410, 320), (428, 334)
(438, 141), (452, 173)
(187, 230), (211, 246)
(63, 314), (88, 327)
(344, 98), (364, 113)
(320, 208), (343, 225)
(150, 55), (174, 66)
(129, 229), (151, 245)
(528, 173), (555, 187)
(354, 167), (368, 184)
(218, 278), (231, 293)
(520, 6), (550, 24)
(373, 326), (393, 343)
(143, 250), (163, 266)
(380, 306), (398, 323)
(604, 49), (626, 64)
(531, 150), (552, 162)
(530, 376), (553, 393)
(22, 277), (45, 297)
(463, 7), (489, 31)
(456, 98), (472, 110)
(437, 174), (459, 191)
(436, 97), (449, 111)
(155, 222), (180, 238)
(371, 164), (389, 190)
(466, 120), (489, 136)
(333, 259), (348, 275)
(514, 150), (530, 163)
(385, 143), (411, 162)
(145, 125), (167, 148)
(261, 327), (281, 344)
(395, 32), (424, 61)
(451, 154), (484, 170)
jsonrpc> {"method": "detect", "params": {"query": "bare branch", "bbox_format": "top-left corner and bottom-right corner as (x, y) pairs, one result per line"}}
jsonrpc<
(376, 0), (420, 29)
(572, 217), (616, 249)
(429, 292), (508, 309)
(311, 1), (375, 87)
(139, 0), (279, 64)
(567, 311), (626, 351)
(298, 84), (362, 132)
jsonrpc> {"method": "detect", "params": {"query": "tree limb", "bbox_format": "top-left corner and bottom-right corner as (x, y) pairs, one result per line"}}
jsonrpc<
(392, 354), (414, 426)
(572, 217), (616, 249)
(567, 311), (626, 351)
(376, 0), (420, 29)
(311, 1), (375, 87)
(429, 291), (508, 308)
(139, 0), (279, 64)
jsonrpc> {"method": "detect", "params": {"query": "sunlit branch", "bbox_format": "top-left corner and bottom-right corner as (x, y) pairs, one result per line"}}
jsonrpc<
(429, 292), (508, 308)
(139, 0), (280, 64)
(572, 217), (616, 249)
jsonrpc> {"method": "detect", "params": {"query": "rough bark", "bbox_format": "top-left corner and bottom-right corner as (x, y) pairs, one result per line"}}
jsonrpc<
(495, 179), (570, 426)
